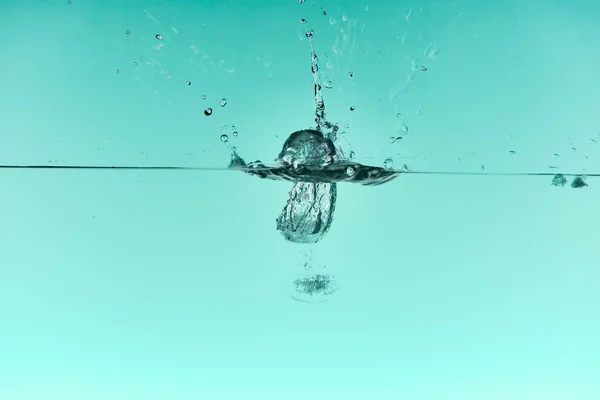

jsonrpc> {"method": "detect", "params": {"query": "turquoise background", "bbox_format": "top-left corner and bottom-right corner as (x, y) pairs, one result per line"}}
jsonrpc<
(1, 0), (599, 399)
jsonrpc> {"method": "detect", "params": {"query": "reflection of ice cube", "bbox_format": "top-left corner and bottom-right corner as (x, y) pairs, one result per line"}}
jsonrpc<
(287, 273), (337, 304)
(276, 182), (336, 244)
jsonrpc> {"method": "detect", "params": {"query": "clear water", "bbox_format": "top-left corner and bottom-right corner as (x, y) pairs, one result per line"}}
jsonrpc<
(1, 0), (600, 399)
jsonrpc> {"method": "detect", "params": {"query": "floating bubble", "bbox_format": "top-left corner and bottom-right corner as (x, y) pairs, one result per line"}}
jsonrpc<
(305, 30), (314, 38)
(185, 81), (191, 86)
(233, 131), (239, 137)
(396, 113), (402, 118)
(155, 34), (163, 41)
(288, 273), (337, 304)
(126, 30), (130, 35)
(323, 78), (334, 88)
(115, 69), (119, 73)
(349, 71), (354, 77)
(420, 66), (428, 71)
(350, 106), (355, 111)
(201, 95), (207, 100)
(220, 98), (227, 107)
(204, 108), (213, 116)
(301, 18), (307, 24)
(220, 134), (229, 142)
(389, 137), (396, 143)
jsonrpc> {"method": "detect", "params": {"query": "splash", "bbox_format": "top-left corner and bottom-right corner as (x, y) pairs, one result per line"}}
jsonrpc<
(229, 30), (402, 244)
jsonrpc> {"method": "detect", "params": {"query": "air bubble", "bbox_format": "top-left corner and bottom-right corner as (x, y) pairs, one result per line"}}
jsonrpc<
(201, 95), (207, 100)
(384, 158), (394, 169)
(350, 106), (355, 111)
(396, 113), (401, 118)
(126, 30), (130, 35)
(305, 30), (314, 38)
(345, 166), (355, 176)
(389, 137), (396, 143)
(397, 123), (409, 135)
(420, 66), (428, 71)
(220, 134), (229, 142)
(185, 81), (191, 86)
(155, 34), (163, 41)
(342, 14), (348, 21)
(133, 61), (137, 66)
(324, 78), (334, 88)
(115, 69), (119, 73)
(233, 131), (239, 137)
(204, 108), (213, 116)
(349, 71), (354, 77)
(301, 18), (307, 24)
(220, 98), (227, 107)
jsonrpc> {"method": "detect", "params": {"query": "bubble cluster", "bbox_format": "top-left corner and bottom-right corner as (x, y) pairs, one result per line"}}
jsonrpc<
(288, 273), (337, 303)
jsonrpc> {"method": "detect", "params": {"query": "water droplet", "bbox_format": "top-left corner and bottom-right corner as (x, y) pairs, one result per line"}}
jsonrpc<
(509, 150), (516, 155)
(201, 95), (207, 100)
(397, 123), (409, 135)
(349, 151), (355, 159)
(185, 81), (191, 86)
(126, 29), (130, 35)
(67, 0), (71, 4)
(323, 78), (334, 88)
(420, 66), (428, 71)
(396, 113), (402, 118)
(345, 166), (355, 176)
(305, 30), (314, 38)
(384, 158), (394, 169)
(133, 61), (137, 66)
(424, 44), (440, 59)
(342, 14), (348, 21)
(301, 18), (307, 24)
(155, 34), (163, 41)
(204, 108), (213, 116)
(349, 106), (355, 111)
(349, 71), (354, 77)
(233, 131), (239, 137)
(220, 134), (229, 142)
(344, 124), (349, 128)
(115, 69), (120, 73)
(389, 137), (396, 143)
(220, 98), (227, 107)
(396, 136), (403, 142)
